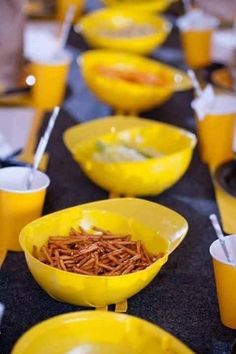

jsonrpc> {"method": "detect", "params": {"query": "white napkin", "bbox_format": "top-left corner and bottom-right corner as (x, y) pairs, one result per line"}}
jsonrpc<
(213, 29), (236, 64)
(24, 21), (60, 61)
(191, 85), (215, 120)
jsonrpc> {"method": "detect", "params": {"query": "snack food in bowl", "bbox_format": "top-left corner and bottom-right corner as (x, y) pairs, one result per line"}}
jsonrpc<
(33, 226), (164, 276)
(19, 198), (188, 307)
(76, 9), (171, 55)
(93, 140), (162, 162)
(79, 50), (192, 113)
(97, 65), (168, 86)
(63, 116), (196, 196)
(211, 68), (234, 92)
(12, 311), (193, 354)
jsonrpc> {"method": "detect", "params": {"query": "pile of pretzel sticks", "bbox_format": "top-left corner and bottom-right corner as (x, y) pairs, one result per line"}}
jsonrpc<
(33, 227), (164, 276)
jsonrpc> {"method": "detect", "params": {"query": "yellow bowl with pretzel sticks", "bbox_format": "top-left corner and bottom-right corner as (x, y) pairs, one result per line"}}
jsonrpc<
(20, 198), (188, 307)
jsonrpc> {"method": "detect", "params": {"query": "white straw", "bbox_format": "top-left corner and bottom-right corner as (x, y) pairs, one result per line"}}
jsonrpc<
(209, 214), (236, 268)
(0, 303), (4, 326)
(58, 5), (76, 52)
(26, 106), (60, 190)
(187, 69), (202, 97)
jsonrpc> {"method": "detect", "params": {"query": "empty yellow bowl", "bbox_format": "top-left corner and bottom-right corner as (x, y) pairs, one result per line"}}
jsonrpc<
(12, 311), (193, 354)
(79, 50), (192, 113)
(103, 0), (177, 13)
(75, 9), (171, 55)
(63, 116), (196, 196)
(19, 198), (188, 307)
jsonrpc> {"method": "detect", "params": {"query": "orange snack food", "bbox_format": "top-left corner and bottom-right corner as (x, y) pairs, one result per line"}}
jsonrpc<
(33, 227), (163, 276)
(98, 65), (167, 86)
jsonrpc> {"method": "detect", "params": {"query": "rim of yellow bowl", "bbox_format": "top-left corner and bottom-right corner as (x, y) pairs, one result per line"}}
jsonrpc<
(71, 124), (197, 166)
(20, 197), (189, 279)
(76, 8), (172, 40)
(78, 50), (193, 92)
(12, 310), (194, 354)
(64, 116), (197, 149)
(20, 198), (189, 278)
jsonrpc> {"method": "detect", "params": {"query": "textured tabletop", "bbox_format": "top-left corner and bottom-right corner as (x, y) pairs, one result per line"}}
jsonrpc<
(0, 3), (235, 354)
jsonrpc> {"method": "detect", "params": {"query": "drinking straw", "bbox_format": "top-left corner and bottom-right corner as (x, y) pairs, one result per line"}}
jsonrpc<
(26, 106), (60, 190)
(187, 69), (202, 97)
(58, 5), (76, 52)
(209, 214), (236, 268)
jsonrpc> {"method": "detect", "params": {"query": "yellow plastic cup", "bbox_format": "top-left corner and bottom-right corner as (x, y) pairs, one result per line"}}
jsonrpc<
(177, 10), (219, 68)
(194, 94), (236, 168)
(180, 29), (213, 68)
(0, 167), (50, 252)
(210, 235), (236, 329)
(30, 50), (72, 110)
(56, 0), (85, 22)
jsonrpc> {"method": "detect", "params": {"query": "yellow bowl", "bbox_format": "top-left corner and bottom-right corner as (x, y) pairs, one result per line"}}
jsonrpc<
(12, 311), (193, 354)
(76, 9), (172, 55)
(79, 50), (192, 113)
(103, 0), (177, 13)
(63, 116), (196, 196)
(19, 198), (188, 307)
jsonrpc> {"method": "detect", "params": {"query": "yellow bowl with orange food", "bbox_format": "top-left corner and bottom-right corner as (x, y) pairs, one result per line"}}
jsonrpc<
(79, 50), (192, 113)
(12, 311), (193, 354)
(75, 9), (172, 55)
(63, 116), (196, 196)
(103, 0), (177, 13)
(19, 198), (188, 307)
(211, 68), (234, 92)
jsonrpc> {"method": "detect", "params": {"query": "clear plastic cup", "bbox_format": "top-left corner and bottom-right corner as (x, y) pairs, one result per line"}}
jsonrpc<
(177, 10), (219, 68)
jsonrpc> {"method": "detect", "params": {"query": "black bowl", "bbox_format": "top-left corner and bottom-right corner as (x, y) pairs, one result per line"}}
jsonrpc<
(231, 338), (236, 353)
(215, 160), (236, 198)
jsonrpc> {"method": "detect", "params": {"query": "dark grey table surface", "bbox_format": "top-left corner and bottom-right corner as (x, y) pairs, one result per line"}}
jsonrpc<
(0, 1), (236, 353)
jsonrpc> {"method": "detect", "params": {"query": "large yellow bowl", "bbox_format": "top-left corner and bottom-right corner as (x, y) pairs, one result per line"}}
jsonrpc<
(19, 198), (188, 307)
(79, 50), (192, 113)
(63, 116), (196, 196)
(103, 0), (177, 13)
(12, 311), (193, 354)
(75, 9), (171, 55)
